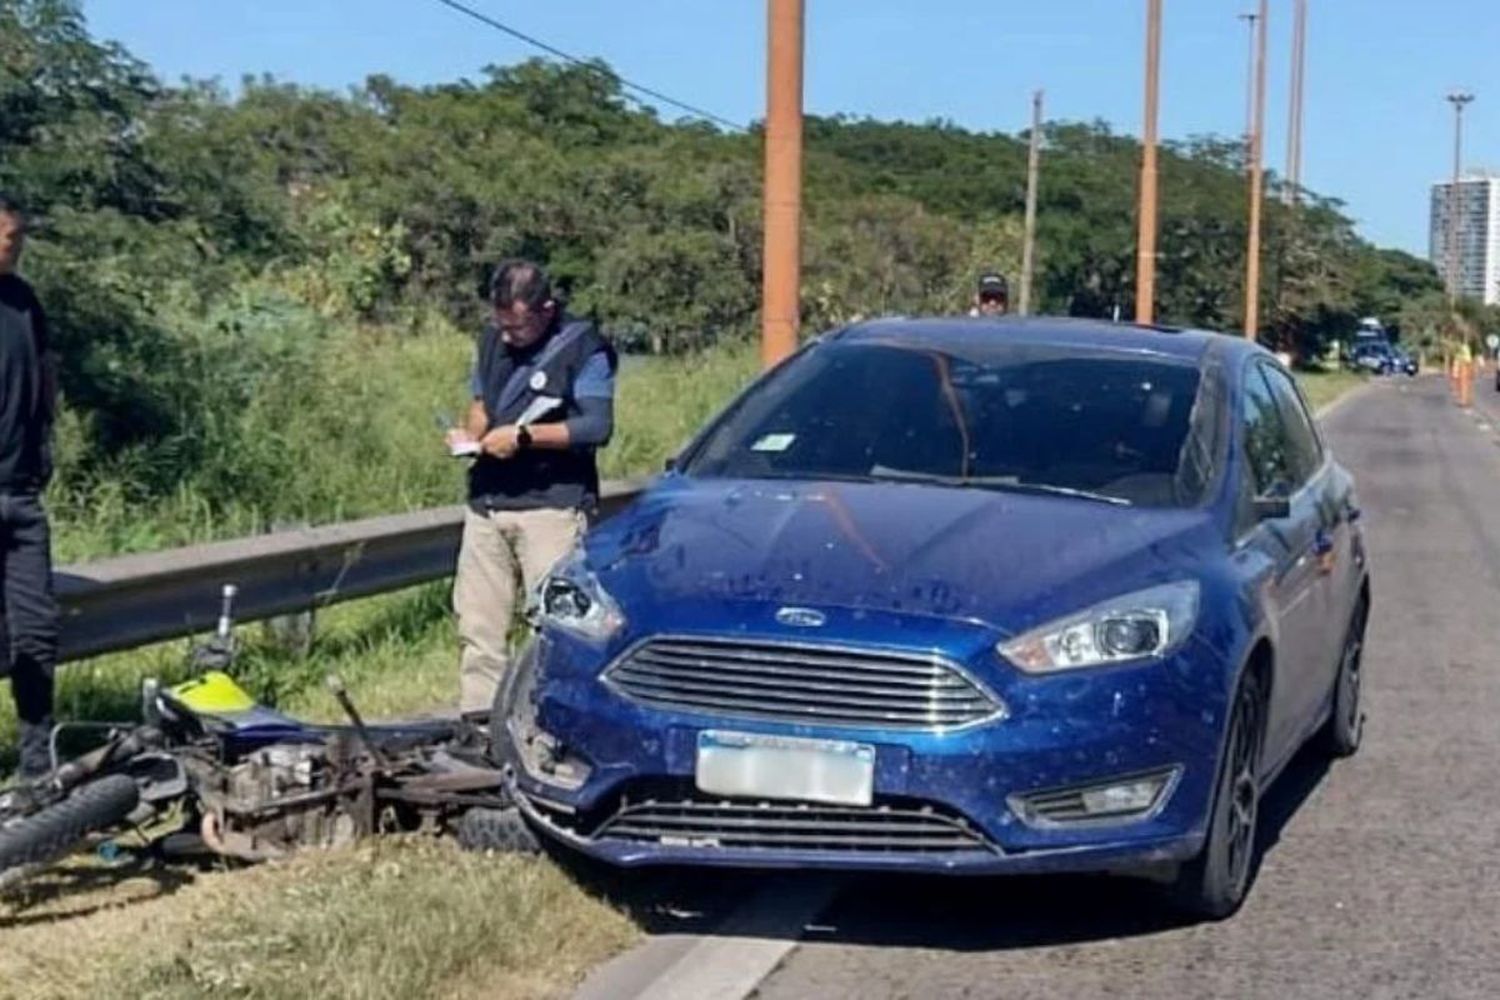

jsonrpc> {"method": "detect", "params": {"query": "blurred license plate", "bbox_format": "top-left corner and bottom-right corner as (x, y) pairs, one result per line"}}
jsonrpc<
(695, 730), (875, 807)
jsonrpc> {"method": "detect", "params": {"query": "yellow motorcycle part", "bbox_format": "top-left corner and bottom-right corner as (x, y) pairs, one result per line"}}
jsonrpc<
(165, 671), (258, 714)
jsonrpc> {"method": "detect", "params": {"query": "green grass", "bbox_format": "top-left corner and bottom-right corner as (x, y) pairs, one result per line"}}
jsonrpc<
(1295, 368), (1367, 413)
(46, 329), (758, 563)
(0, 843), (641, 1000)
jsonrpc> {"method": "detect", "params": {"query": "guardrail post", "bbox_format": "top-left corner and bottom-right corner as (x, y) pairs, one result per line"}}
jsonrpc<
(264, 519), (317, 657)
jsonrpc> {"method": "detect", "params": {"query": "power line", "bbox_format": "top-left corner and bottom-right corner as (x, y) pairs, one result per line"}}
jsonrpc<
(429, 0), (746, 132)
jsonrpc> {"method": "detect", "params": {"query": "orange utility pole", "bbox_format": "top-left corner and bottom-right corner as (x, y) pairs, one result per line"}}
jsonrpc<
(1243, 0), (1268, 340)
(761, 0), (804, 368)
(1135, 0), (1162, 324)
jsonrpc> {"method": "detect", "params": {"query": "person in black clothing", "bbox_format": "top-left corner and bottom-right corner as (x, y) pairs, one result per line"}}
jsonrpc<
(0, 194), (60, 780)
(969, 271), (1010, 317)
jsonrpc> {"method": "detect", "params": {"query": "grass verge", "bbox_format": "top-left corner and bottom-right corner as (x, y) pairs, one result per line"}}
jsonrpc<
(0, 842), (639, 1000)
(1297, 367), (1367, 413)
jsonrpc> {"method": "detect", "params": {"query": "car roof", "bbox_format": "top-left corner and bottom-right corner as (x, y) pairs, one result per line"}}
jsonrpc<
(830, 315), (1250, 366)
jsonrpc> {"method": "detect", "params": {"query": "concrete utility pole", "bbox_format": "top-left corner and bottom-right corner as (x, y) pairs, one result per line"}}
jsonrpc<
(1284, 0), (1307, 204)
(1135, 0), (1162, 325)
(1019, 89), (1044, 316)
(1238, 10), (1258, 175)
(1446, 91), (1475, 307)
(761, 0), (804, 368)
(1243, 0), (1268, 340)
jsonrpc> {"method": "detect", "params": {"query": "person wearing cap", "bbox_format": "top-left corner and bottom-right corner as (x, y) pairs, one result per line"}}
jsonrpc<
(970, 272), (1009, 317)
(444, 259), (617, 714)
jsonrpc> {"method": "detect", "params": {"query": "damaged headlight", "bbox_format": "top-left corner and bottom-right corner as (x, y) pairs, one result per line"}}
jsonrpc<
(535, 550), (626, 642)
(998, 581), (1199, 673)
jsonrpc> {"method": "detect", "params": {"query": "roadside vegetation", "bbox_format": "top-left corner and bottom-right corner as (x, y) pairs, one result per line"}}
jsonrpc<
(0, 0), (1405, 994)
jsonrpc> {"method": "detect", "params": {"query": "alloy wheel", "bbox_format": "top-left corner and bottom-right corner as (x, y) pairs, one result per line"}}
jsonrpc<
(1223, 686), (1261, 895)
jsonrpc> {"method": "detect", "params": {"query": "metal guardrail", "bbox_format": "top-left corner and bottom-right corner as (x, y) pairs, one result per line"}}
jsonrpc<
(54, 478), (651, 663)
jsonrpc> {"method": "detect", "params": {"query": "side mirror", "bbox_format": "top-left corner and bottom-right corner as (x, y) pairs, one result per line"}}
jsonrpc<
(662, 454), (678, 473)
(1253, 496), (1291, 521)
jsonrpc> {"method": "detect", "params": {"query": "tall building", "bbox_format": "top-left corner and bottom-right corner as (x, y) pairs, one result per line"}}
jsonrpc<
(1429, 173), (1500, 306)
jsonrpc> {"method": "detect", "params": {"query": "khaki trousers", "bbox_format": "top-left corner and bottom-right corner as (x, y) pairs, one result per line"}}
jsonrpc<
(454, 506), (586, 713)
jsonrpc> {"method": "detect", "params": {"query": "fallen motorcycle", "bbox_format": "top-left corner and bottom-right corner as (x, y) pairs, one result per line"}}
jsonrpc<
(0, 586), (529, 892)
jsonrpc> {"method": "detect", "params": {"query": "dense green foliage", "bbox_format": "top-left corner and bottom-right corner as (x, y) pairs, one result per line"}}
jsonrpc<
(0, 0), (1454, 551)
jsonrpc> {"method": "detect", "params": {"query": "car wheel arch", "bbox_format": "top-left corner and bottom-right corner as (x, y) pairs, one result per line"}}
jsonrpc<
(1243, 639), (1274, 717)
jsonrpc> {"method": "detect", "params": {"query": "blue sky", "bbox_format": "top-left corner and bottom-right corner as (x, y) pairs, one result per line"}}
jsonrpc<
(82, 1), (1499, 255)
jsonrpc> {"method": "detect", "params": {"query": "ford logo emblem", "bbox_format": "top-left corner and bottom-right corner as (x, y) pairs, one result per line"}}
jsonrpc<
(775, 607), (827, 628)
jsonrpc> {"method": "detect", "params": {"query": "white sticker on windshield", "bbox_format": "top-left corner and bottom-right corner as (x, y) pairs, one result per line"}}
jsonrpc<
(751, 432), (797, 453)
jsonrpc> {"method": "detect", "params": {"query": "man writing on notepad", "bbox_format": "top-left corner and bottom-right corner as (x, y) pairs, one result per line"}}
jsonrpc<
(446, 259), (616, 713)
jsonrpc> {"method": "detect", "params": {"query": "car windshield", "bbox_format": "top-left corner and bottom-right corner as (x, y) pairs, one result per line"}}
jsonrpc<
(683, 339), (1215, 508)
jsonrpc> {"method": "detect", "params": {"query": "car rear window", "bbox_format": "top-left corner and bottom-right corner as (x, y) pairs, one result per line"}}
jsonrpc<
(683, 341), (1215, 508)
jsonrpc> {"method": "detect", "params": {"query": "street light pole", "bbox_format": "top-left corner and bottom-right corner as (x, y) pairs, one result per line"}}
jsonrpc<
(1243, 0), (1268, 340)
(1019, 89), (1044, 316)
(761, 0), (804, 368)
(1135, 0), (1162, 325)
(1284, 0), (1307, 204)
(1446, 91), (1475, 308)
(1238, 10), (1258, 175)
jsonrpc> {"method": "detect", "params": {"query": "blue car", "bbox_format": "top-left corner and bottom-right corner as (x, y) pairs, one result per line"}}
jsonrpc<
(496, 317), (1370, 919)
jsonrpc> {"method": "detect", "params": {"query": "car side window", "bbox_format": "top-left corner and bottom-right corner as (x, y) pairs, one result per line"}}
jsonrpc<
(1261, 365), (1323, 487)
(1240, 366), (1295, 499)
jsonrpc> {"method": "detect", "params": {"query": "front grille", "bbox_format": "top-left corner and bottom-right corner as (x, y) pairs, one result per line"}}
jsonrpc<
(595, 795), (998, 855)
(602, 637), (1004, 730)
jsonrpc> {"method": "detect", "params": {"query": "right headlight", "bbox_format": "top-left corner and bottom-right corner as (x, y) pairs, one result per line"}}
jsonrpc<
(535, 550), (626, 643)
(997, 580), (1200, 674)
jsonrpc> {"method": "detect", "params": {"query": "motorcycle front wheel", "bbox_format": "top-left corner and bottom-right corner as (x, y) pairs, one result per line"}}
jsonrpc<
(0, 775), (140, 891)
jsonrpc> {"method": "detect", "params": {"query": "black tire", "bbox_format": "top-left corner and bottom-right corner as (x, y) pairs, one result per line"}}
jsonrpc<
(456, 806), (541, 855)
(1170, 672), (1265, 920)
(1321, 596), (1368, 758)
(0, 775), (139, 888)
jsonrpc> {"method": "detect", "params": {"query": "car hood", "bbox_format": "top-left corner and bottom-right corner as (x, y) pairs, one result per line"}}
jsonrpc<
(587, 476), (1220, 636)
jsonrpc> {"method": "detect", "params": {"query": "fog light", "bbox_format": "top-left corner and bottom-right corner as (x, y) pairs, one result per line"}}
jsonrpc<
(1081, 777), (1164, 816)
(1009, 766), (1181, 828)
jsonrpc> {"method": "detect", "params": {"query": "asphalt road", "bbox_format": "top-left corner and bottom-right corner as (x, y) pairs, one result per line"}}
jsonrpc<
(749, 375), (1500, 1000)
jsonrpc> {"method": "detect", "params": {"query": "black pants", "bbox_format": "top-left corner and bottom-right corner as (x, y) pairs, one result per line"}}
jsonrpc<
(0, 493), (59, 749)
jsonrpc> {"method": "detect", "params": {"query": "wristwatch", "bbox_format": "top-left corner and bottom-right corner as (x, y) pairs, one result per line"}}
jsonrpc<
(516, 425), (533, 451)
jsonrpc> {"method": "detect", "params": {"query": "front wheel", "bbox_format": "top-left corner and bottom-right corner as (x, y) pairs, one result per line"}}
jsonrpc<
(0, 775), (140, 892)
(1170, 672), (1265, 920)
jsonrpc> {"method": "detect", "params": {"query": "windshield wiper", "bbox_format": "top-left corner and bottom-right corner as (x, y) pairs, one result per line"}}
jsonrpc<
(867, 467), (1133, 507)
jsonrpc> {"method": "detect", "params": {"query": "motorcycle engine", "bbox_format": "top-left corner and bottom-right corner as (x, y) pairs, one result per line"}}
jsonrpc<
(193, 739), (373, 861)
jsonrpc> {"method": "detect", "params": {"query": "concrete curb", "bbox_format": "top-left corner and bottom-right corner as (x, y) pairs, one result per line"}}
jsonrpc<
(572, 877), (840, 1000)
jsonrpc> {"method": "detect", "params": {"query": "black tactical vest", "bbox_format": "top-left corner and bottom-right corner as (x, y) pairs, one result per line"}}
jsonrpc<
(468, 317), (616, 512)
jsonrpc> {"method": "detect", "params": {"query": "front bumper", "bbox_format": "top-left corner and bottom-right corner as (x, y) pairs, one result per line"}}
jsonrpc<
(507, 777), (1204, 875)
(498, 630), (1230, 876)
